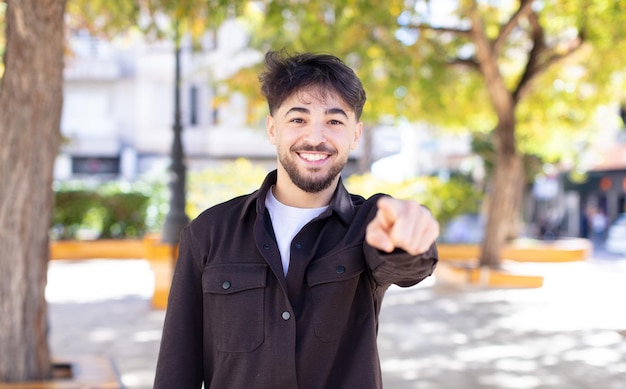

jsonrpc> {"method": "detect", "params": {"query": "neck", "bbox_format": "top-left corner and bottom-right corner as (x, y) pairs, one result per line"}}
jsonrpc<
(273, 170), (338, 208)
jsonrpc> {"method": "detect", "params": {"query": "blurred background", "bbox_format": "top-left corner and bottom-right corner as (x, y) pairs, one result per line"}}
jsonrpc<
(1, 0), (626, 388)
(47, 1), (626, 247)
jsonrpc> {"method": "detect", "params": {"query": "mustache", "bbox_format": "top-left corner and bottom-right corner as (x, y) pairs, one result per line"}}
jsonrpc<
(291, 143), (337, 154)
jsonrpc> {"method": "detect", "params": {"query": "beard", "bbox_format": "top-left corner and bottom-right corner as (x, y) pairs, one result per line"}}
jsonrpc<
(278, 143), (347, 193)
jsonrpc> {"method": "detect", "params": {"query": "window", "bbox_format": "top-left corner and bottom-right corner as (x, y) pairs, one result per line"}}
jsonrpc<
(72, 156), (120, 175)
(189, 86), (199, 126)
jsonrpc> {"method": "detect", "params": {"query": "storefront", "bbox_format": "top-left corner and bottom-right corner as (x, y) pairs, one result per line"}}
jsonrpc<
(561, 169), (626, 238)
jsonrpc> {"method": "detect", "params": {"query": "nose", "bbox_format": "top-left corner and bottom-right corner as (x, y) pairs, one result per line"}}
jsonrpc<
(304, 121), (327, 145)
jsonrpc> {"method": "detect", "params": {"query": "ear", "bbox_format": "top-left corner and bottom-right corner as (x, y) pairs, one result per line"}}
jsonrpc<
(350, 122), (363, 150)
(266, 115), (277, 145)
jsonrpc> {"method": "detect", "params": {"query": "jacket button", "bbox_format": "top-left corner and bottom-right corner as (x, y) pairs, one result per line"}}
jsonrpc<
(222, 281), (231, 290)
(295, 243), (302, 249)
(336, 266), (346, 274)
(263, 244), (270, 250)
(281, 311), (291, 321)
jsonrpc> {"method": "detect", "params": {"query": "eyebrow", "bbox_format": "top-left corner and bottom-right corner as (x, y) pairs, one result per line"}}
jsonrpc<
(326, 107), (349, 119)
(284, 107), (309, 117)
(284, 106), (349, 119)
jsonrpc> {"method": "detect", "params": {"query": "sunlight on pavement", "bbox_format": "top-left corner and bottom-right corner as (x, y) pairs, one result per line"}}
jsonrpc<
(47, 259), (163, 389)
(46, 259), (154, 303)
(379, 256), (626, 389)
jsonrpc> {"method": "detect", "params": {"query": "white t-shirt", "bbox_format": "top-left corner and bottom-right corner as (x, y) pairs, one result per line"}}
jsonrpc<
(265, 187), (328, 276)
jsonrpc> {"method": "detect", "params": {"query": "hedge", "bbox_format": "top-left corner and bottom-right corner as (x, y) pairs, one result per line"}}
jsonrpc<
(52, 189), (150, 240)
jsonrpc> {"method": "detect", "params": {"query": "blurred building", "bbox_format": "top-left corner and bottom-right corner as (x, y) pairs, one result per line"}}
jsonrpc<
(561, 142), (626, 238)
(553, 105), (626, 238)
(55, 21), (472, 184)
(56, 21), (276, 183)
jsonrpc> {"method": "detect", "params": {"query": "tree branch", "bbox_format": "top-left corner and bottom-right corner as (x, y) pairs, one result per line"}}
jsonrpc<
(493, 0), (534, 55)
(448, 58), (480, 69)
(512, 9), (545, 103)
(467, 1), (514, 126)
(406, 22), (477, 69)
(513, 11), (586, 102)
(404, 23), (472, 37)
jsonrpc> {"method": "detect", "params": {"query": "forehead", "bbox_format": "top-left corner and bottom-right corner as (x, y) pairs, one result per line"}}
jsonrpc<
(280, 87), (353, 114)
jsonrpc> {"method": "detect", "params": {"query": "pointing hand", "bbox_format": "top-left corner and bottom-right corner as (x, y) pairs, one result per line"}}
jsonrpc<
(365, 197), (439, 255)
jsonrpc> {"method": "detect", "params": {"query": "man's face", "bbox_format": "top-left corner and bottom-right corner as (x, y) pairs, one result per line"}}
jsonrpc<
(267, 87), (362, 193)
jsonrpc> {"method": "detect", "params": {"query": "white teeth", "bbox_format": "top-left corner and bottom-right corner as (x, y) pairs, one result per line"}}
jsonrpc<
(299, 153), (327, 161)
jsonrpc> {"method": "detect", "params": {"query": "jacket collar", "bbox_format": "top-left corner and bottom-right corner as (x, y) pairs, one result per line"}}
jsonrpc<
(241, 170), (355, 224)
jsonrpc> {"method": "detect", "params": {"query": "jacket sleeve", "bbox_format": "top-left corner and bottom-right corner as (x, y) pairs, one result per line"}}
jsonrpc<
(364, 243), (438, 287)
(154, 224), (205, 388)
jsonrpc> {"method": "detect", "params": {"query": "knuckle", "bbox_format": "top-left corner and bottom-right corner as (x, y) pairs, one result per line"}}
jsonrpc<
(404, 200), (419, 214)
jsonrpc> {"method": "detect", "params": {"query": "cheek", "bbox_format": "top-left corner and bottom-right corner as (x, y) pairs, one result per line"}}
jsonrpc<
(279, 131), (303, 146)
(337, 133), (358, 151)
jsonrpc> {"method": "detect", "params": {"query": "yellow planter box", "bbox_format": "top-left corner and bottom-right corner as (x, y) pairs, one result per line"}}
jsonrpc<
(437, 238), (591, 263)
(50, 239), (144, 260)
(50, 235), (177, 309)
(142, 235), (178, 310)
(435, 264), (544, 288)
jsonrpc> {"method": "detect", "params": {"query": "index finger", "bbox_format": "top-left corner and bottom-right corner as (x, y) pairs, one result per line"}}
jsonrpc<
(376, 196), (402, 225)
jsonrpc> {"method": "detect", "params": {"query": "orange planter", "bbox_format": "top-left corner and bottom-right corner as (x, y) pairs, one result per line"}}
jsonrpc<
(436, 238), (591, 263)
(50, 235), (177, 309)
(435, 264), (545, 288)
(142, 235), (178, 309)
(50, 239), (144, 260)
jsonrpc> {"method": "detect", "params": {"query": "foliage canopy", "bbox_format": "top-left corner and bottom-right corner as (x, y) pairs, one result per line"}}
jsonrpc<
(228, 0), (626, 164)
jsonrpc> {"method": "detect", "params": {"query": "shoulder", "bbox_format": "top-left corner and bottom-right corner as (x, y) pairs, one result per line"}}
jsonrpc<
(188, 193), (254, 231)
(350, 192), (388, 222)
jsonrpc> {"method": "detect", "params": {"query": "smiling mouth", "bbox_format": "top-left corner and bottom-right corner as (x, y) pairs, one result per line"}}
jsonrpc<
(298, 152), (330, 162)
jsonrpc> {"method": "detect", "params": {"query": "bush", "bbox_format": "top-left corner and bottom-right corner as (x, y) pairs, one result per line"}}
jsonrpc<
(99, 192), (150, 239)
(51, 190), (101, 240)
(186, 158), (268, 218)
(51, 159), (266, 240)
(345, 173), (483, 227)
(51, 186), (150, 240)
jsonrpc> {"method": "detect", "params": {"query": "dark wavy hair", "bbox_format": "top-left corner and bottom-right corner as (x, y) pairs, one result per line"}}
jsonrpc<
(259, 49), (367, 120)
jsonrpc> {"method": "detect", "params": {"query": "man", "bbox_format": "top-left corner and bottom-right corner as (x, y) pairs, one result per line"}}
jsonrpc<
(154, 50), (439, 389)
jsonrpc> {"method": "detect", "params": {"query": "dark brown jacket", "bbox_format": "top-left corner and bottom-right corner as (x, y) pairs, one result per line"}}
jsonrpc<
(154, 171), (438, 389)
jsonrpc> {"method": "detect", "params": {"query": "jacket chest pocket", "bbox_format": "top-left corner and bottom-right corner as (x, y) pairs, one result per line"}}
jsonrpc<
(306, 246), (369, 343)
(203, 263), (267, 352)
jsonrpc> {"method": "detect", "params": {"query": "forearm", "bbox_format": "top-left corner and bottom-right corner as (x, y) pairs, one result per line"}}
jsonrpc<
(365, 242), (438, 287)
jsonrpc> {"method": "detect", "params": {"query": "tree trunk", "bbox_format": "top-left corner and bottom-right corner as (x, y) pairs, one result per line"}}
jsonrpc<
(0, 0), (67, 382)
(505, 168), (528, 240)
(479, 120), (523, 268)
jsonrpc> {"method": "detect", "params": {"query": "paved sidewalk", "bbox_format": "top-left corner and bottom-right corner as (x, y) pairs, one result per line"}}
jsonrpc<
(47, 256), (626, 389)
(47, 260), (162, 389)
